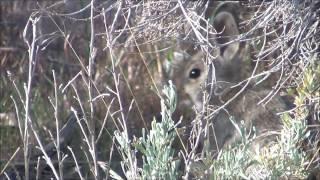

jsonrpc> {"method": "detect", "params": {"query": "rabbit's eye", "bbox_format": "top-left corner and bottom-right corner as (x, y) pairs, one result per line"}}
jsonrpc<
(189, 68), (201, 79)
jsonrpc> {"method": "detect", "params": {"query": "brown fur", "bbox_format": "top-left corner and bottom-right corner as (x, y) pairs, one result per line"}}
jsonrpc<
(167, 9), (288, 152)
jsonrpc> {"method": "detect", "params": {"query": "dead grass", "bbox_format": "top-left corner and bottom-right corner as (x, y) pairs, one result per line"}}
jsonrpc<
(0, 0), (319, 179)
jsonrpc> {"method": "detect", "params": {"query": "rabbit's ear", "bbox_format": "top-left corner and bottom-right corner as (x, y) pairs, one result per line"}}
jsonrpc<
(212, 11), (240, 63)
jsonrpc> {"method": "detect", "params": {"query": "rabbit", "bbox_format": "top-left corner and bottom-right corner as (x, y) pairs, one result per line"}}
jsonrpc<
(166, 10), (288, 152)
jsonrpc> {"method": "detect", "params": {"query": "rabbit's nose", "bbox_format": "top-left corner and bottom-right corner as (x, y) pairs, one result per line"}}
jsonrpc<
(177, 89), (194, 107)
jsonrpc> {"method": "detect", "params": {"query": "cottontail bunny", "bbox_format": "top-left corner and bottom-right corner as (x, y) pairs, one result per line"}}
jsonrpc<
(167, 10), (288, 151)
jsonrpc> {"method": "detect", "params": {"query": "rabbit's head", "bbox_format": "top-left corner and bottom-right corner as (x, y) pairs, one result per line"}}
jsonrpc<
(166, 52), (208, 109)
(167, 10), (241, 110)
